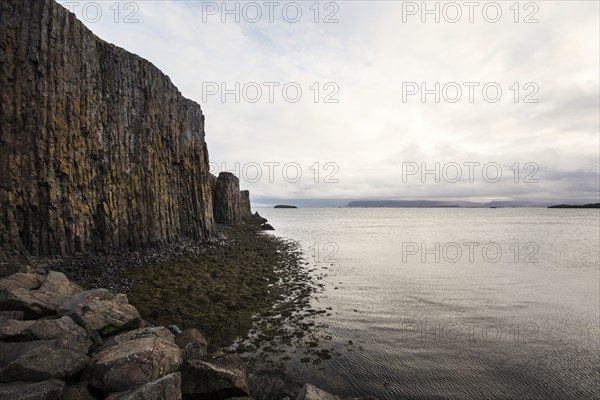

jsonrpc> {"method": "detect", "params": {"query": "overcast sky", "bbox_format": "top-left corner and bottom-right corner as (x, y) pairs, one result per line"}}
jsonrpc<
(58, 1), (599, 205)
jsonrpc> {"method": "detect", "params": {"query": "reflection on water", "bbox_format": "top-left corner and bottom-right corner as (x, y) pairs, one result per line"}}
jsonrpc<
(257, 208), (600, 399)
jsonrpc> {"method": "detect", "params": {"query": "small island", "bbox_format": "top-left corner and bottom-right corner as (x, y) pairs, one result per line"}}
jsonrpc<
(548, 203), (600, 209)
(274, 205), (298, 209)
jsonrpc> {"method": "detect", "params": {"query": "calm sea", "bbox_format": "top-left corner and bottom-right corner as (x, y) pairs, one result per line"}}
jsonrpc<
(256, 208), (600, 399)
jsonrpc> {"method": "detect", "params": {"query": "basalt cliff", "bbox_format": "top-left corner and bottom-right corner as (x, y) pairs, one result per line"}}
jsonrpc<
(0, 0), (251, 258)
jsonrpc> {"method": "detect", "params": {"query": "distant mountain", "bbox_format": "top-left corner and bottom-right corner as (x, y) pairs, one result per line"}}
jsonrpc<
(345, 200), (554, 208)
(274, 205), (298, 209)
(346, 200), (475, 208)
(548, 203), (600, 209)
(484, 200), (553, 208)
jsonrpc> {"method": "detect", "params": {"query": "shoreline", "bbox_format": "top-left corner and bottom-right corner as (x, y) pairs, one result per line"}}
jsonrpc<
(24, 220), (317, 351)
(0, 260), (375, 399)
(16, 218), (351, 398)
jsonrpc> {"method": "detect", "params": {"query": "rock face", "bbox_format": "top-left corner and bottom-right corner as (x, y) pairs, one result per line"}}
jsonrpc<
(240, 191), (252, 218)
(0, 0), (252, 258)
(212, 173), (252, 225)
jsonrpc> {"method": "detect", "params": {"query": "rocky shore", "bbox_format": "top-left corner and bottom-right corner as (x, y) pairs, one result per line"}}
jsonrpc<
(2, 215), (377, 400)
(0, 263), (376, 400)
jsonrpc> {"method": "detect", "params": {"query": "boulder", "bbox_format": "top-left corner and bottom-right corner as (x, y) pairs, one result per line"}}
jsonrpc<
(296, 385), (338, 400)
(89, 330), (182, 393)
(181, 355), (250, 399)
(39, 272), (83, 297)
(296, 383), (377, 400)
(296, 385), (379, 400)
(58, 289), (141, 337)
(0, 316), (92, 353)
(0, 273), (44, 291)
(105, 372), (181, 400)
(261, 224), (275, 231)
(0, 272), (82, 316)
(59, 382), (97, 400)
(174, 328), (208, 361)
(0, 379), (65, 400)
(98, 326), (175, 351)
(167, 325), (183, 335)
(0, 341), (88, 382)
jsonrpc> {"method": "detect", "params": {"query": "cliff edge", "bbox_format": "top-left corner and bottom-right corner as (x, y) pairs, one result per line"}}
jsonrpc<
(0, 0), (250, 257)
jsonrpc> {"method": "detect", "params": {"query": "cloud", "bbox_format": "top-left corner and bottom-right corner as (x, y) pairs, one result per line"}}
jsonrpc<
(58, 0), (599, 203)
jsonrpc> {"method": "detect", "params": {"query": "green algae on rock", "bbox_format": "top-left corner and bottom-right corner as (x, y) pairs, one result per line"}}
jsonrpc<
(126, 223), (315, 350)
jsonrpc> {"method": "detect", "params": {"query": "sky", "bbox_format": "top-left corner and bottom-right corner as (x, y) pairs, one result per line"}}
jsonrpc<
(57, 0), (600, 206)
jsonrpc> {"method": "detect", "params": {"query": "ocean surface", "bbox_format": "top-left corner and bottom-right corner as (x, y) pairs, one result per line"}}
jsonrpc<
(256, 208), (600, 399)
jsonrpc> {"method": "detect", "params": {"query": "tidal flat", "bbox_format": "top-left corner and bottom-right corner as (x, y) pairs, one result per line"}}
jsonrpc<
(126, 223), (319, 350)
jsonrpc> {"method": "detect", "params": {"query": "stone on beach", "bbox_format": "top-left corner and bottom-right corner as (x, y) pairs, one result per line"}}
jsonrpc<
(0, 272), (82, 316)
(0, 273), (44, 292)
(105, 372), (182, 400)
(89, 328), (183, 393)
(175, 328), (208, 361)
(60, 381), (97, 400)
(0, 379), (66, 400)
(0, 341), (88, 382)
(297, 384), (380, 400)
(0, 315), (92, 353)
(58, 289), (141, 337)
(181, 354), (251, 398)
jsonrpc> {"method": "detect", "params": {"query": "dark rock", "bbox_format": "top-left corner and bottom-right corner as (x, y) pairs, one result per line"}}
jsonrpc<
(0, 272), (83, 316)
(0, 341), (88, 382)
(0, 311), (25, 320)
(0, 379), (65, 400)
(240, 191), (252, 218)
(0, 273), (44, 291)
(174, 328), (208, 361)
(57, 289), (141, 337)
(167, 325), (183, 335)
(548, 203), (600, 208)
(296, 385), (338, 400)
(105, 372), (181, 400)
(213, 173), (246, 225)
(274, 205), (297, 209)
(0, 263), (19, 278)
(0, 316), (92, 353)
(89, 329), (182, 393)
(59, 382), (97, 400)
(295, 384), (380, 400)
(98, 326), (176, 351)
(261, 224), (275, 231)
(252, 212), (268, 224)
(181, 355), (250, 399)
(248, 371), (299, 399)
